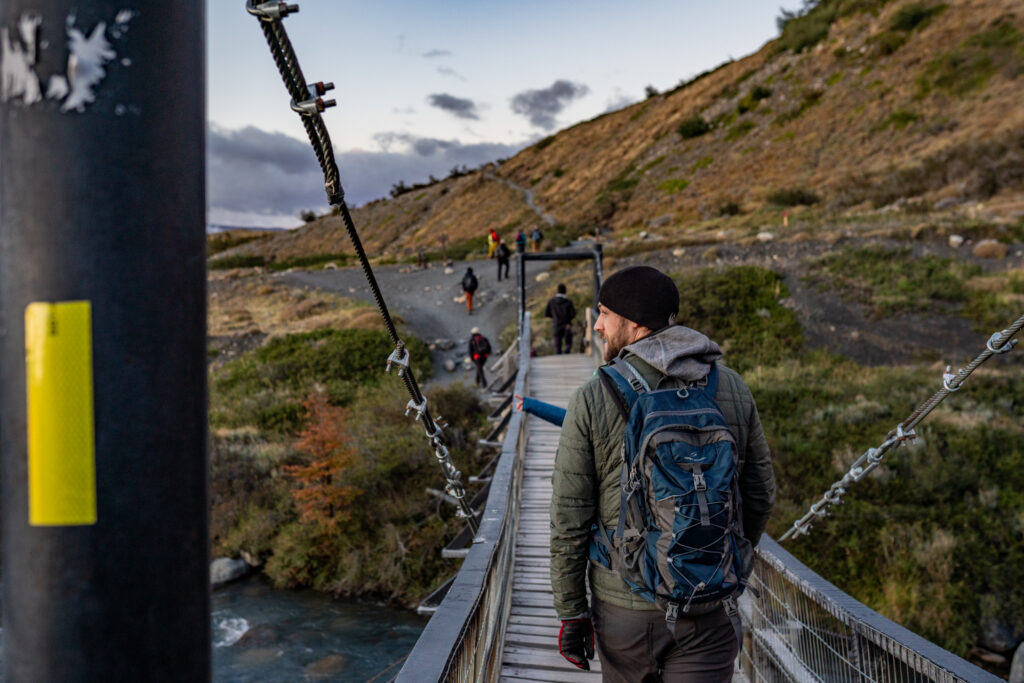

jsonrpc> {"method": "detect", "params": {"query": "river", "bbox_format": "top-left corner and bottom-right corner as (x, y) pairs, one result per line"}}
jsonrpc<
(212, 576), (428, 681)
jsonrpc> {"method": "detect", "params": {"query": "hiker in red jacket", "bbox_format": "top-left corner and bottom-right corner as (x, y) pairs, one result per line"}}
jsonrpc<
(468, 327), (491, 387)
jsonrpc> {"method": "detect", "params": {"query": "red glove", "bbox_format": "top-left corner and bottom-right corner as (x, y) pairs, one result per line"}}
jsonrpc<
(558, 618), (595, 670)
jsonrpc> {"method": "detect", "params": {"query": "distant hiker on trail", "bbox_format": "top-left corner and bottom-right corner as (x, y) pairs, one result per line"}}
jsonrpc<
(487, 227), (501, 259)
(550, 265), (775, 679)
(461, 267), (479, 315)
(468, 327), (491, 387)
(515, 230), (527, 253)
(417, 247), (428, 270)
(531, 226), (544, 252)
(496, 242), (511, 281)
(544, 283), (576, 354)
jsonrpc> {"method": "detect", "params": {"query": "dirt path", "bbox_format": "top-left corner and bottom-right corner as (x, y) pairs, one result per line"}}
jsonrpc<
(486, 172), (556, 227)
(280, 257), (554, 387)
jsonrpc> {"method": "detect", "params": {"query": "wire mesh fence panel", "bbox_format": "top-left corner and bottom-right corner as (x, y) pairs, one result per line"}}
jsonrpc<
(739, 538), (1000, 683)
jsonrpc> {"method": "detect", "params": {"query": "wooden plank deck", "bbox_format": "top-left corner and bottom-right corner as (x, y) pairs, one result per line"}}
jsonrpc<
(500, 353), (603, 682)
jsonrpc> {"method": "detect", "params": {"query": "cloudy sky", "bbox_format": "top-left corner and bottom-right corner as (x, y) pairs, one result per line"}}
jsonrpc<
(207, 1), (801, 228)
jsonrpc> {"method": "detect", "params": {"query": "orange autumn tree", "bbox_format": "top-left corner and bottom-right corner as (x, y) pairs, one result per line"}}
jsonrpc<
(285, 392), (361, 531)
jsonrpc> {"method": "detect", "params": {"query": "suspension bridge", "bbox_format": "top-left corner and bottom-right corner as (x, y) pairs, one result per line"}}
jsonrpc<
(239, 6), (1018, 680)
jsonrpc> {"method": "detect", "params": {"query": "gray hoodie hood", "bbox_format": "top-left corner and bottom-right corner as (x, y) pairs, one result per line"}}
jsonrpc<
(620, 325), (722, 382)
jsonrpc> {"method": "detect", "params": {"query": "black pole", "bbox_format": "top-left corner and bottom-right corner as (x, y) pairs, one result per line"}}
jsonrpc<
(517, 240), (527, 334)
(0, 3), (209, 681)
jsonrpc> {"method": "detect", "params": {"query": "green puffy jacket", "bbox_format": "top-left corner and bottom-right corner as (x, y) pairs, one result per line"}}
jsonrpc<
(549, 325), (776, 619)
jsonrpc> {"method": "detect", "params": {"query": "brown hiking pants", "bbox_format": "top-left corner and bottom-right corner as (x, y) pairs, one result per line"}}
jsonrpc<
(592, 596), (738, 682)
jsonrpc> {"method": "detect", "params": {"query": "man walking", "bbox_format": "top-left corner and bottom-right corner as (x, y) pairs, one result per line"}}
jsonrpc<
(550, 265), (775, 682)
(544, 283), (576, 354)
(461, 267), (478, 315)
(468, 327), (491, 388)
(496, 241), (511, 281)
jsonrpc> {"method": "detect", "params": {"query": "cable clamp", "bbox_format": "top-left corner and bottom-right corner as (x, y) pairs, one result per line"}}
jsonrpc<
(405, 396), (427, 421)
(987, 332), (1017, 355)
(896, 423), (916, 442)
(291, 95), (337, 117)
(246, 1), (299, 21)
(386, 346), (410, 376)
(942, 365), (960, 392)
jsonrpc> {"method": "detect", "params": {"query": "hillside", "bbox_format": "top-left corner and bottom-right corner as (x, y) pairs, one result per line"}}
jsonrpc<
(216, 0), (1024, 265)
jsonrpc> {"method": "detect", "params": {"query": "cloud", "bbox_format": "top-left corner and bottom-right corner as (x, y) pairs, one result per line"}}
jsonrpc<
(427, 93), (479, 120)
(510, 79), (590, 130)
(422, 49), (451, 58)
(207, 125), (330, 226)
(206, 125), (526, 221)
(340, 134), (526, 204)
(437, 66), (466, 81)
(604, 91), (638, 113)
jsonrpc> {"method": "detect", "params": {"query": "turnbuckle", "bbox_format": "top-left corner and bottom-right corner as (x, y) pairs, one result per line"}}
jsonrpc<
(987, 332), (1018, 355)
(247, 1), (299, 21)
(386, 345), (410, 376)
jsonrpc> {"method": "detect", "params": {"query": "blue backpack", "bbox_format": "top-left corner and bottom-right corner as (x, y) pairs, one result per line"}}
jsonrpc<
(589, 357), (752, 626)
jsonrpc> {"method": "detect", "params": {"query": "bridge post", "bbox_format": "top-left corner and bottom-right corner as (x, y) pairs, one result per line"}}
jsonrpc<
(517, 240), (526, 335)
(592, 242), (603, 314)
(0, 2), (209, 681)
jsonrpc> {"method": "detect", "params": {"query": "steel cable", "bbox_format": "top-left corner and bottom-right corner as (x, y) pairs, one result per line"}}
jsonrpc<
(246, 1), (477, 531)
(781, 313), (1023, 542)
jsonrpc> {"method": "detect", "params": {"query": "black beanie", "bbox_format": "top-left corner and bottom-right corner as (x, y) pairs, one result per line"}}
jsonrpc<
(598, 266), (679, 330)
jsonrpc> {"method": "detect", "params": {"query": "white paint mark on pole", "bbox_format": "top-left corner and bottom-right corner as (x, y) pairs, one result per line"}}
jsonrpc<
(1, 10), (135, 113)
(62, 23), (115, 112)
(1, 24), (42, 104)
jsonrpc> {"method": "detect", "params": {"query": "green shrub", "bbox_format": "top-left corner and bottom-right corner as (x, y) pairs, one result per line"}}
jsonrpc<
(773, 89), (823, 125)
(534, 135), (556, 150)
(724, 120), (756, 142)
(641, 156), (666, 172)
(672, 265), (803, 372)
(875, 109), (920, 131)
(718, 201), (742, 216)
(690, 156), (714, 173)
(889, 2), (946, 32)
(805, 246), (981, 317)
(211, 328), (432, 434)
(677, 115), (711, 139)
(553, 168), (567, 178)
(767, 187), (820, 206)
(776, 0), (840, 53)
(656, 178), (690, 194)
(269, 253), (349, 271)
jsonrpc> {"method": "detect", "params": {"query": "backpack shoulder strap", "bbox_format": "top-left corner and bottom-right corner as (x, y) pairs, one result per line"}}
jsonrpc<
(611, 357), (651, 393)
(598, 361), (640, 421)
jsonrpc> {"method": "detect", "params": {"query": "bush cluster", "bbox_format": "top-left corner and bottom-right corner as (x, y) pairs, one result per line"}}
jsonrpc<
(677, 116), (711, 139)
(767, 187), (820, 206)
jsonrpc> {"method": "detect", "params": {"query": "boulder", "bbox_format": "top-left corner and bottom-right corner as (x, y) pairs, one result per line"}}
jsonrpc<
(305, 654), (347, 678)
(444, 267), (455, 275)
(973, 239), (1008, 259)
(672, 248), (685, 257)
(535, 272), (550, 282)
(210, 557), (248, 586)
(233, 623), (281, 649)
(1010, 642), (1024, 683)
(434, 338), (456, 351)
(979, 613), (1021, 652)
(948, 234), (965, 248)
(443, 359), (456, 372)
(757, 231), (774, 243)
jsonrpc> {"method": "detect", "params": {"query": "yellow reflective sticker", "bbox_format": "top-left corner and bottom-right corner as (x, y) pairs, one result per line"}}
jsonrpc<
(25, 301), (97, 526)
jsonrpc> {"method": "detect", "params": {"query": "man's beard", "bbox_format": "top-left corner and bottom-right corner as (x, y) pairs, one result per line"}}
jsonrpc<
(601, 334), (622, 362)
